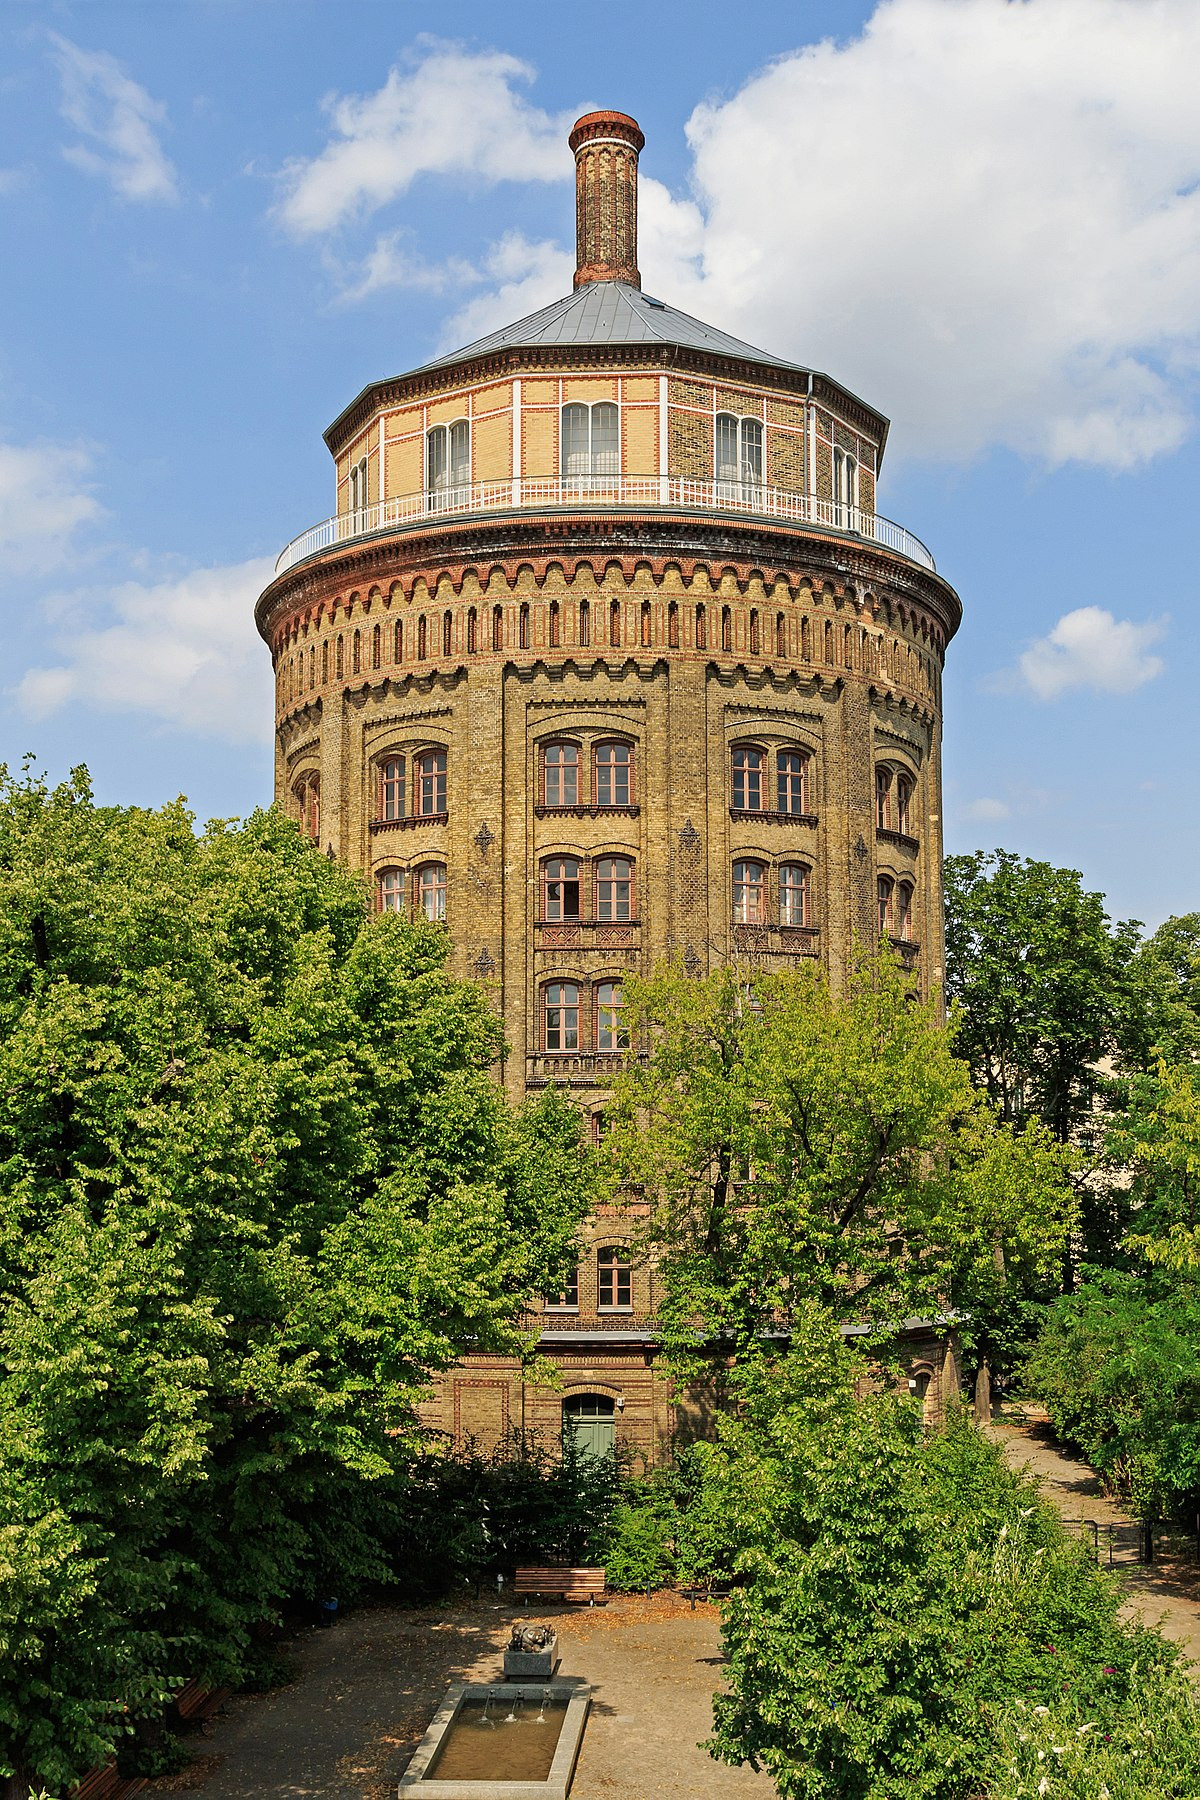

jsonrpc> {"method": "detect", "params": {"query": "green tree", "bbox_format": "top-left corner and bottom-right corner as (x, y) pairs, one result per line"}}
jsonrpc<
(604, 950), (1073, 1380)
(703, 1312), (1191, 1800)
(0, 765), (590, 1793)
(943, 850), (1143, 1143)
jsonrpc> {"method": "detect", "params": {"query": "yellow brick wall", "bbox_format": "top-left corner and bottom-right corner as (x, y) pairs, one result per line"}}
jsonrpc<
(523, 407), (558, 477)
(623, 406), (658, 475)
(473, 412), (512, 481)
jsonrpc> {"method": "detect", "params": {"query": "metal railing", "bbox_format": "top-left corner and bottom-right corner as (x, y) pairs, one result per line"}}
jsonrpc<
(274, 476), (936, 576)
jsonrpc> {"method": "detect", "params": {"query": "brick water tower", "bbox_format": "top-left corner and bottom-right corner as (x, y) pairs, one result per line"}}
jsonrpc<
(256, 110), (963, 1460)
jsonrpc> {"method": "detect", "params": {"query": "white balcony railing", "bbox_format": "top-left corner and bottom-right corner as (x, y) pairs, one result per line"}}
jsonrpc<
(273, 476), (936, 577)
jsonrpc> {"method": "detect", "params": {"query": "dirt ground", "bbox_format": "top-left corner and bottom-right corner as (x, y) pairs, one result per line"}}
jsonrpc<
(987, 1411), (1200, 1663)
(148, 1592), (774, 1800)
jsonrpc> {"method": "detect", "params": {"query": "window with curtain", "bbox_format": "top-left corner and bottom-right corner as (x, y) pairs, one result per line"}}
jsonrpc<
(777, 750), (809, 815)
(779, 863), (810, 927)
(415, 749), (447, 815)
(417, 862), (447, 921)
(562, 402), (619, 480)
(378, 868), (406, 913)
(715, 414), (764, 491)
(426, 420), (469, 504)
(733, 860), (766, 923)
(379, 756), (405, 820)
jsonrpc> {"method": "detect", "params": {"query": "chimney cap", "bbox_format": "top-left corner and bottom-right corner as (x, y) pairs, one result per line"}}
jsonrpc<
(569, 110), (645, 154)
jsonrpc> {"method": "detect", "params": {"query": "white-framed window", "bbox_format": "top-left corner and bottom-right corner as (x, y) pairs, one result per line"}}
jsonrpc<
(378, 868), (406, 913)
(544, 981), (580, 1052)
(349, 455), (369, 513)
(596, 981), (629, 1053)
(716, 414), (764, 493)
(416, 862), (447, 922)
(426, 420), (469, 506)
(833, 446), (858, 516)
(562, 402), (619, 481)
(733, 860), (767, 924)
(779, 863), (810, 927)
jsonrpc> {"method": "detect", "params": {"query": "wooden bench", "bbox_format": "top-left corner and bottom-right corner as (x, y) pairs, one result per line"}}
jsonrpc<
(513, 1565), (608, 1605)
(169, 1678), (231, 1724)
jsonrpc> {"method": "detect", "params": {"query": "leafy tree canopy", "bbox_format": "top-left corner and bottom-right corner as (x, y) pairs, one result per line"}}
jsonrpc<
(604, 950), (1074, 1377)
(0, 765), (590, 1791)
(943, 850), (1144, 1142)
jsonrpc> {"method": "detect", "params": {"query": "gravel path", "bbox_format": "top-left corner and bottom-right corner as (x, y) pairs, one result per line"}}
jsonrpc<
(147, 1593), (773, 1800)
(987, 1412), (1200, 1664)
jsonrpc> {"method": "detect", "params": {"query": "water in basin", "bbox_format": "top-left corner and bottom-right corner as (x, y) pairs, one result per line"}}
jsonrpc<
(425, 1692), (570, 1783)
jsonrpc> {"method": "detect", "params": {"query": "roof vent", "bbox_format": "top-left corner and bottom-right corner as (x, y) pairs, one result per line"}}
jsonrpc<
(569, 111), (644, 290)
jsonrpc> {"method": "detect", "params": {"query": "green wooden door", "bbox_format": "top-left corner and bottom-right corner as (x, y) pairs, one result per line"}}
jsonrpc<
(563, 1394), (616, 1460)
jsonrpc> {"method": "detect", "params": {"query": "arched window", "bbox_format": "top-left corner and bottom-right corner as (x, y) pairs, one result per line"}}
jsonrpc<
(668, 602), (679, 648)
(777, 750), (809, 815)
(695, 605), (707, 650)
(895, 773), (913, 834)
(579, 598), (590, 646)
(352, 629), (361, 674)
(493, 604), (503, 651)
(749, 609), (760, 655)
(443, 610), (452, 656)
(896, 881), (914, 940)
(563, 1392), (615, 1457)
(549, 600), (560, 647)
(519, 603), (530, 649)
(733, 860), (766, 923)
(542, 856), (581, 921)
(878, 876), (894, 937)
(779, 863), (810, 927)
(594, 742), (631, 807)
(544, 981), (580, 1052)
(426, 420), (469, 506)
(348, 454), (368, 514)
(321, 639), (329, 684)
(595, 856), (633, 921)
(294, 773), (320, 840)
(308, 646), (316, 688)
(596, 982), (629, 1053)
(597, 1244), (632, 1310)
(562, 402), (618, 481)
(467, 607), (477, 654)
(417, 615), (427, 660)
(379, 756), (405, 821)
(336, 634), (344, 680)
(610, 599), (621, 647)
(378, 868), (406, 913)
(721, 606), (732, 652)
(543, 742), (579, 808)
(640, 600), (651, 646)
(416, 862), (447, 922)
(393, 619), (403, 662)
(875, 768), (892, 831)
(732, 747), (764, 812)
(414, 749), (447, 816)
(715, 413), (764, 493)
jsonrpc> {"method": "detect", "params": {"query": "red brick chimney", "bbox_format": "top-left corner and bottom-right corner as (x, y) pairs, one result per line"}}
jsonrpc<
(569, 111), (645, 290)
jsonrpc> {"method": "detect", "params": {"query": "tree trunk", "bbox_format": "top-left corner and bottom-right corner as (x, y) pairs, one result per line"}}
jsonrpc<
(973, 1360), (992, 1424)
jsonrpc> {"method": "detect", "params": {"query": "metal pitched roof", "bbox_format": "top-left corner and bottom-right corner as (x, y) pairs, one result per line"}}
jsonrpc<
(414, 280), (809, 375)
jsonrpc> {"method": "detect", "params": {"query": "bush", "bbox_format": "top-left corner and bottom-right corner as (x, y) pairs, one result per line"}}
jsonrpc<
(1022, 1268), (1200, 1519)
(597, 1471), (680, 1590)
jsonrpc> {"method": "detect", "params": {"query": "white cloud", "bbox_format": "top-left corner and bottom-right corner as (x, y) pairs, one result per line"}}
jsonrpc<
(1015, 606), (1166, 699)
(313, 6), (1200, 471)
(645, 0), (1200, 470)
(52, 34), (178, 203)
(962, 797), (1011, 823)
(277, 43), (579, 237)
(0, 441), (102, 571)
(17, 557), (276, 745)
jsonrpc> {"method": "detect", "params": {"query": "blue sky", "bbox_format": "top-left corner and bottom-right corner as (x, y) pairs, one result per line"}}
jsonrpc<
(1, 0), (1196, 928)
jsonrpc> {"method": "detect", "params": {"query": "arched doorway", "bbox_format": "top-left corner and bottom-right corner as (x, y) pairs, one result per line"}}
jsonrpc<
(563, 1393), (616, 1460)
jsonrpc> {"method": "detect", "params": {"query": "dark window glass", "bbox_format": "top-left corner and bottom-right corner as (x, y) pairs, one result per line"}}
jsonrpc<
(778, 751), (809, 815)
(415, 749), (447, 815)
(543, 857), (581, 921)
(732, 748), (764, 811)
(597, 1245), (632, 1310)
(594, 742), (631, 806)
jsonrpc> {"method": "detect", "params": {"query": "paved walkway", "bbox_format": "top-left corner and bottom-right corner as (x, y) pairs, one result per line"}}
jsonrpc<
(987, 1412), (1200, 1664)
(148, 1594), (773, 1800)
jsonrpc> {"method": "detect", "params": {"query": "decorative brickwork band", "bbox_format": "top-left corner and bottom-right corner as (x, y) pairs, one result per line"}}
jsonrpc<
(569, 110), (644, 290)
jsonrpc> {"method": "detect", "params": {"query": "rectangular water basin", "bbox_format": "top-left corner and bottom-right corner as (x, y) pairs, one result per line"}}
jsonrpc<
(398, 1679), (590, 1800)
